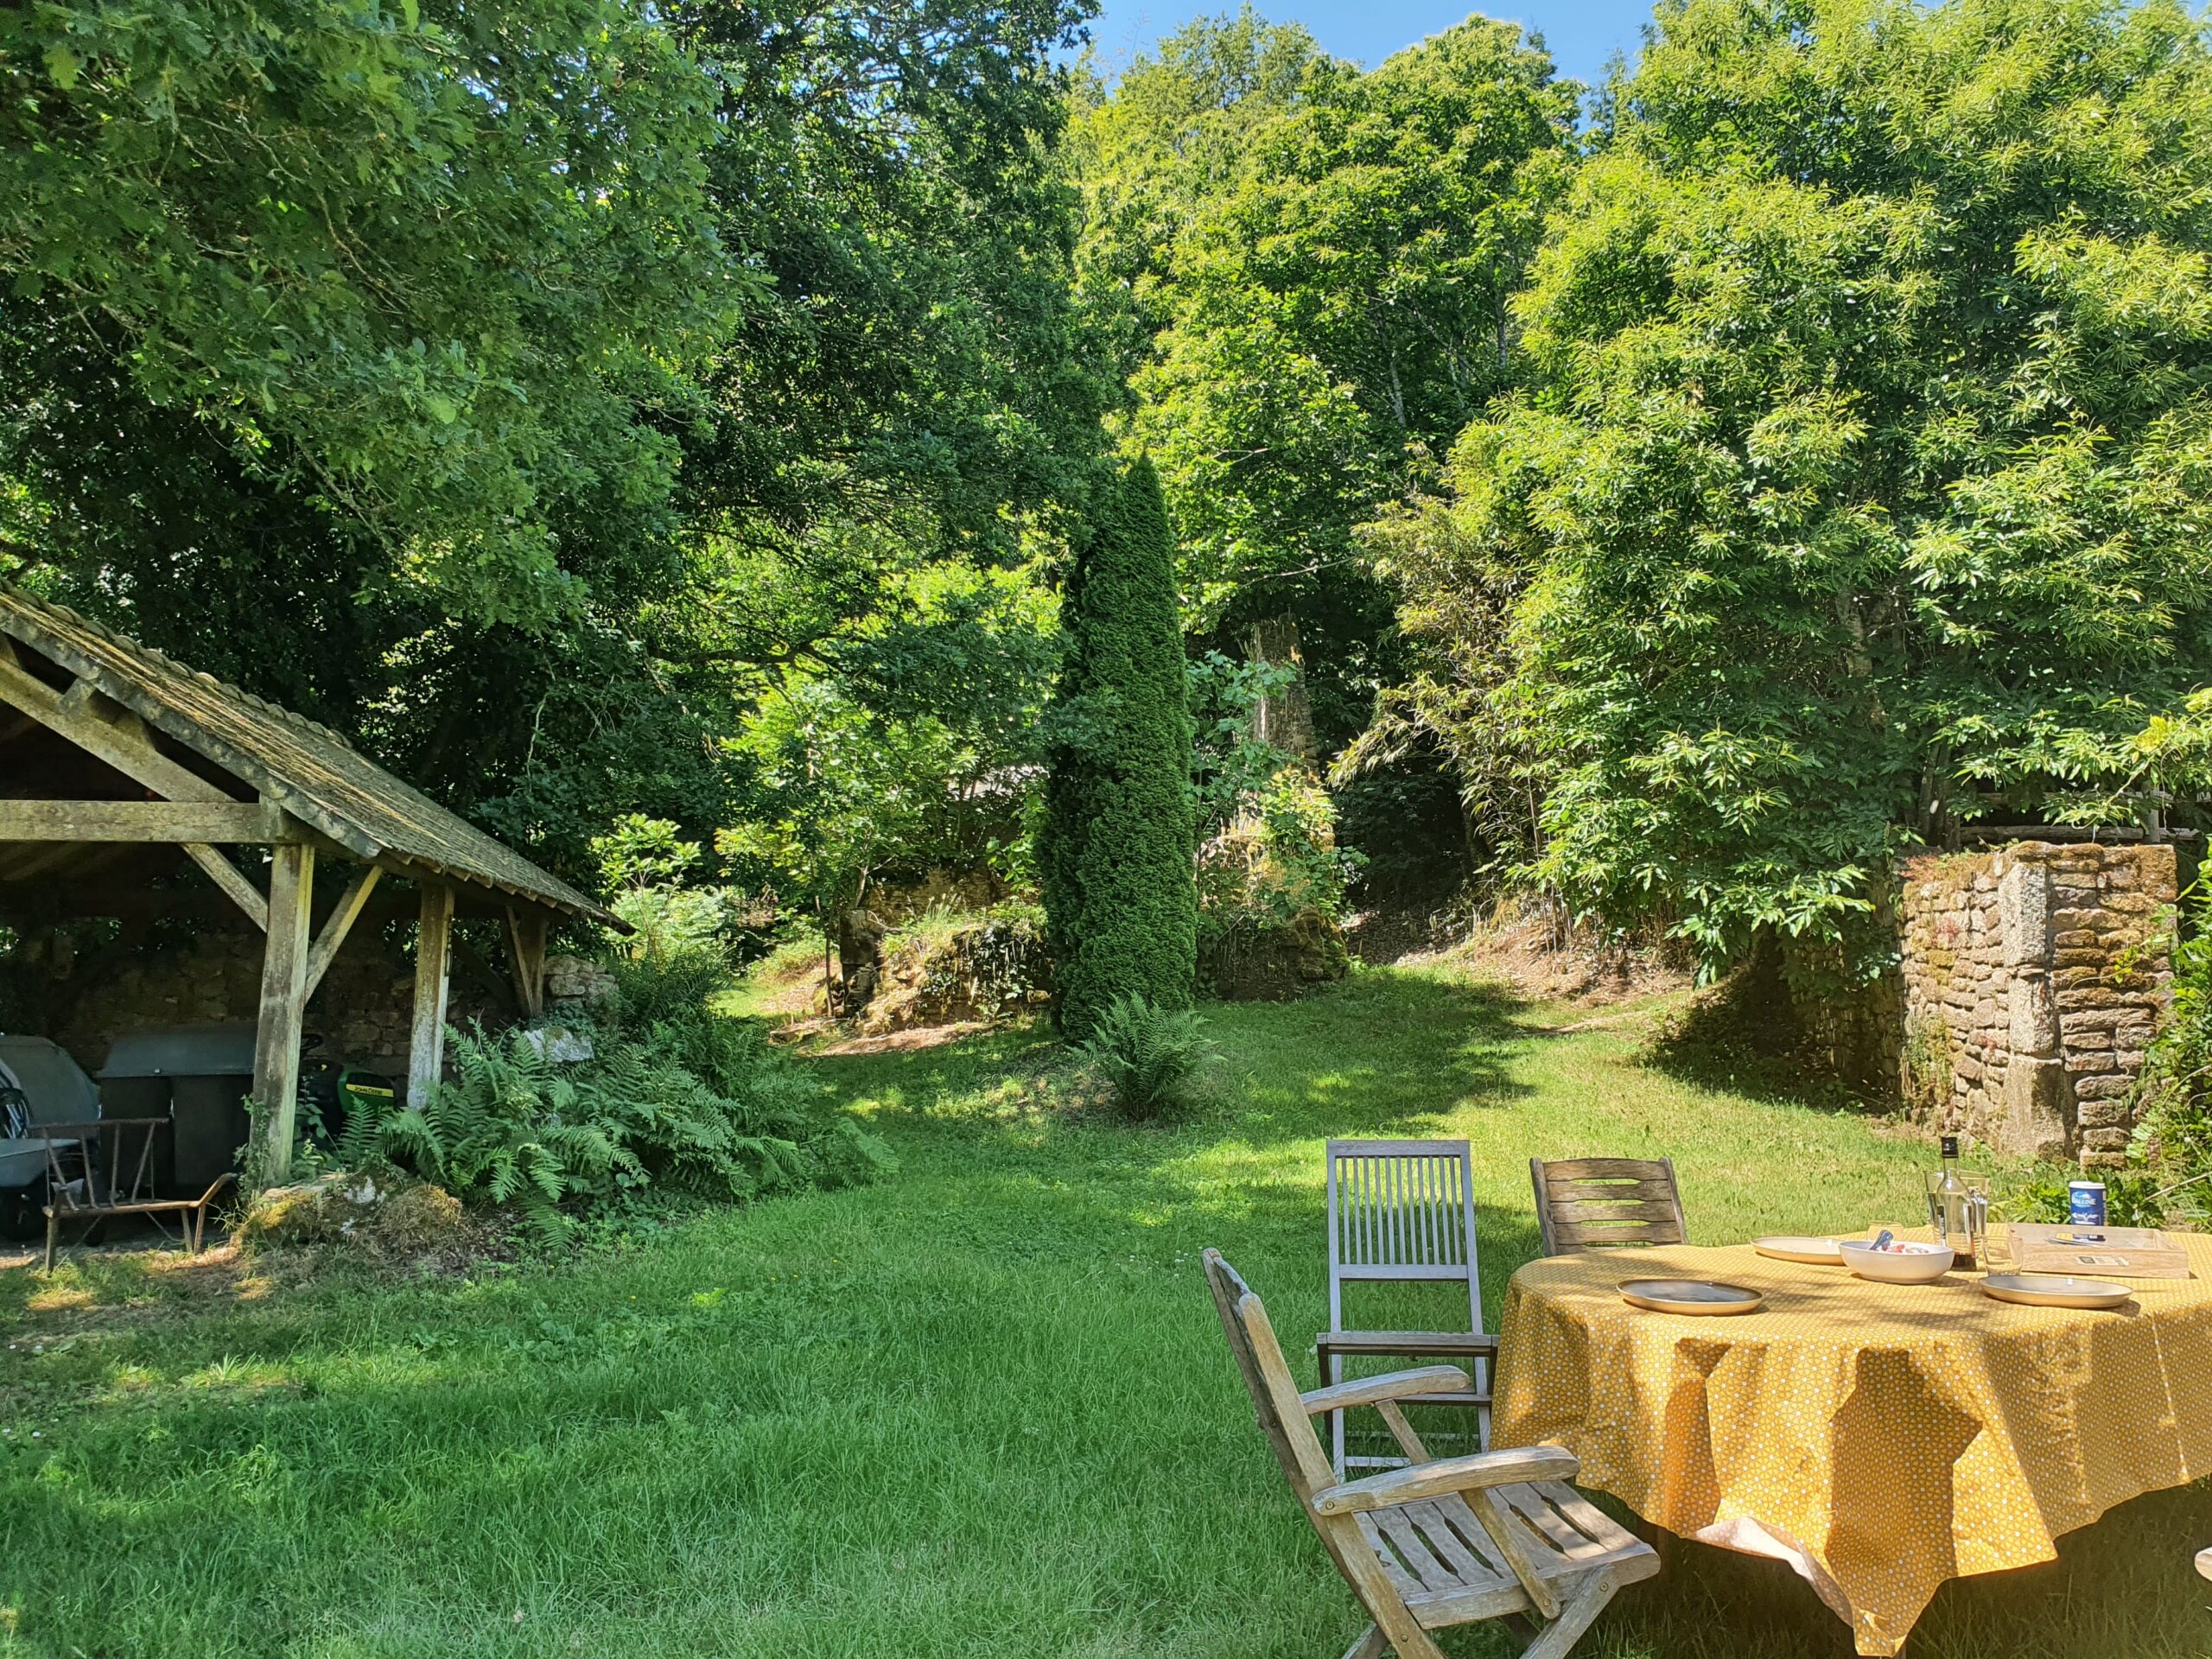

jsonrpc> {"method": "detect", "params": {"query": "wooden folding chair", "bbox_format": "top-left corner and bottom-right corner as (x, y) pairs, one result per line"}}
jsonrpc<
(35, 1121), (233, 1271)
(1205, 1249), (1658, 1659)
(1318, 1139), (1492, 1478)
(1529, 1157), (1688, 1255)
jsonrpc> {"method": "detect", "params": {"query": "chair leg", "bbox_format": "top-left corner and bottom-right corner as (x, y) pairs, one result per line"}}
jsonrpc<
(42, 1210), (57, 1274)
(1339, 1624), (1389, 1659)
(1518, 1566), (1623, 1659)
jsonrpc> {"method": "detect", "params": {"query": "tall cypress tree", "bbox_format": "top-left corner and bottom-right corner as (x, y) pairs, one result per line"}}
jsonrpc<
(1041, 456), (1198, 1038)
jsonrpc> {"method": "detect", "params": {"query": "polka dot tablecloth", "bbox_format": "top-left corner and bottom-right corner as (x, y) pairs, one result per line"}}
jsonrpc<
(1491, 1231), (2212, 1656)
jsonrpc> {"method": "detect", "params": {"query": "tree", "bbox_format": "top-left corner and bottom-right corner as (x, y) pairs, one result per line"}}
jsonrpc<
(1040, 458), (1198, 1036)
(1, 0), (1116, 895)
(1396, 0), (2212, 976)
(0, 0), (729, 626)
(1072, 12), (1576, 744)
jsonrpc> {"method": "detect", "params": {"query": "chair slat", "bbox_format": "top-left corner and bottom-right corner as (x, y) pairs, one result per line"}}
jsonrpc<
(1500, 1486), (1607, 1560)
(1356, 1514), (1431, 1602)
(1417, 1497), (1510, 1585)
(1548, 1198), (1682, 1226)
(1373, 1507), (1459, 1593)
(1537, 1157), (1675, 1181)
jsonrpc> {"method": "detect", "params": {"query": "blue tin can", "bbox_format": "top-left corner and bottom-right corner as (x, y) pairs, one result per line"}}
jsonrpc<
(2069, 1180), (2107, 1228)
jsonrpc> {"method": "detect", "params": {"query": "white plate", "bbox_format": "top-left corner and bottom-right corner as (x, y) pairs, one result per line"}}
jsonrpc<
(1980, 1274), (2133, 1311)
(1621, 1279), (1765, 1317)
(1754, 1236), (1845, 1265)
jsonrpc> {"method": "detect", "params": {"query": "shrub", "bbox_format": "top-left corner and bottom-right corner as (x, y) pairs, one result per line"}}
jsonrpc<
(2130, 883), (2212, 1228)
(1072, 993), (1217, 1122)
(1040, 457), (1198, 1039)
(327, 948), (895, 1234)
(1996, 1164), (2166, 1230)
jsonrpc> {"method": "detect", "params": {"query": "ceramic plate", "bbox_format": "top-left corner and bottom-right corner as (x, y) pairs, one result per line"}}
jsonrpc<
(1980, 1274), (2133, 1311)
(1754, 1236), (1845, 1265)
(1620, 1279), (1765, 1316)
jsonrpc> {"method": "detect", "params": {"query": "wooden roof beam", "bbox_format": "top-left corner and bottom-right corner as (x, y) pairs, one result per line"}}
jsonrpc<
(0, 799), (291, 842)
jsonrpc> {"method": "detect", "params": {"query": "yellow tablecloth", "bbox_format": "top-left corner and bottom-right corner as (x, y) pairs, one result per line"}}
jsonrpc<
(1491, 1233), (2212, 1656)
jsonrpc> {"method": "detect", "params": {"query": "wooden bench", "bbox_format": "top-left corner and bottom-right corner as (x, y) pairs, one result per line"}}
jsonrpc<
(32, 1120), (234, 1271)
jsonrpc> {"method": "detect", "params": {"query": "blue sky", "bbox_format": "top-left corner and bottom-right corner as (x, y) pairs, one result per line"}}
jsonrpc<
(1080, 0), (1654, 90)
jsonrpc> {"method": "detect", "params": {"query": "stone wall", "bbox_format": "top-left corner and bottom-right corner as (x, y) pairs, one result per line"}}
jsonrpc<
(47, 924), (512, 1084)
(1898, 842), (2176, 1166)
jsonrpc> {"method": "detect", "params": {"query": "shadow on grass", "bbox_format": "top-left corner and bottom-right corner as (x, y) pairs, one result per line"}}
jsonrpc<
(791, 964), (1536, 1151)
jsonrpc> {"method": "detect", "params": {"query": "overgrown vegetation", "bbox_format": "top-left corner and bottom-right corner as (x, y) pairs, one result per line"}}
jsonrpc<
(2128, 884), (2212, 1228)
(261, 931), (895, 1237)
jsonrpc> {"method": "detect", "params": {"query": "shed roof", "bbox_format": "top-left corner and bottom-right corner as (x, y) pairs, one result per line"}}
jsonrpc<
(0, 583), (619, 926)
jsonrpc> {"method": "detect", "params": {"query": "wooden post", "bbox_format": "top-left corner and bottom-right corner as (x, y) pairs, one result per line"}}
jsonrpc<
(250, 839), (315, 1185)
(408, 883), (456, 1109)
(504, 905), (549, 1020)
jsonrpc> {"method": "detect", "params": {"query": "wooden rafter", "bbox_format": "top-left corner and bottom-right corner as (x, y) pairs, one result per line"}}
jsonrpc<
(0, 639), (235, 805)
(186, 845), (270, 931)
(303, 864), (382, 1000)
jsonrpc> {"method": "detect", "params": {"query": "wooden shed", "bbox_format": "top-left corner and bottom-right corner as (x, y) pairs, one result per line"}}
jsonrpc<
(0, 582), (620, 1182)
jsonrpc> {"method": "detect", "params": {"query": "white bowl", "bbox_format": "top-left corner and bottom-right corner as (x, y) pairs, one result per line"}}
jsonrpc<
(1839, 1240), (1955, 1284)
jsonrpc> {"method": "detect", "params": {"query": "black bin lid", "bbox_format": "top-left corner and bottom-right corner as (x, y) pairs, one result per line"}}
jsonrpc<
(99, 1023), (257, 1080)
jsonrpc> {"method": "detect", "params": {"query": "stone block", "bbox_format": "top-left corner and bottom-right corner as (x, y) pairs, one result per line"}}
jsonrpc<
(2057, 985), (2119, 1007)
(2077, 1095), (2133, 1129)
(2081, 1128), (2132, 1152)
(2072, 1073), (2133, 1100)
(2053, 929), (2098, 950)
(2003, 1057), (2074, 1160)
(1999, 860), (2053, 968)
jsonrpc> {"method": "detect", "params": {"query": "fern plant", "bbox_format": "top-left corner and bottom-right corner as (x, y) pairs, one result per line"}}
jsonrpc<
(1072, 993), (1217, 1122)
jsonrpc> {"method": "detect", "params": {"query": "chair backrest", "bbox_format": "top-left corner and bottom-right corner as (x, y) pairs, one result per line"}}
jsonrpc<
(1529, 1156), (1688, 1254)
(1204, 1249), (1338, 1503)
(36, 1120), (163, 1212)
(1202, 1249), (1427, 1639)
(1326, 1139), (1482, 1334)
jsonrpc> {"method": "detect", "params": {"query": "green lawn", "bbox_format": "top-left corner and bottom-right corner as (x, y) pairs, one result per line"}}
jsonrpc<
(3, 964), (2208, 1659)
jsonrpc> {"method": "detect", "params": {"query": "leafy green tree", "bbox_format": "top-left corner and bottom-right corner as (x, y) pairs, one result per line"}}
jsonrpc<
(1073, 12), (1576, 746)
(1398, 0), (2212, 975)
(2, 0), (1116, 897)
(721, 559), (1060, 922)
(1, 0), (730, 626)
(1041, 458), (1198, 1036)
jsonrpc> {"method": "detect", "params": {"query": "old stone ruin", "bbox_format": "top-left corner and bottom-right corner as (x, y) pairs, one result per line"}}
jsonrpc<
(1899, 842), (2177, 1168)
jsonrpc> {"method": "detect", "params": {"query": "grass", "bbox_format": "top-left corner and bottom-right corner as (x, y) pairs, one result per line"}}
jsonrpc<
(1, 962), (2208, 1659)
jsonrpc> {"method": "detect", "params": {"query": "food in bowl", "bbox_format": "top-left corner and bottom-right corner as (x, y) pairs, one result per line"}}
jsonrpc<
(1839, 1239), (1955, 1284)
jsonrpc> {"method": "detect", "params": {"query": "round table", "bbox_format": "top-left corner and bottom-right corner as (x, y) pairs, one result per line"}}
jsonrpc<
(1491, 1232), (2212, 1656)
